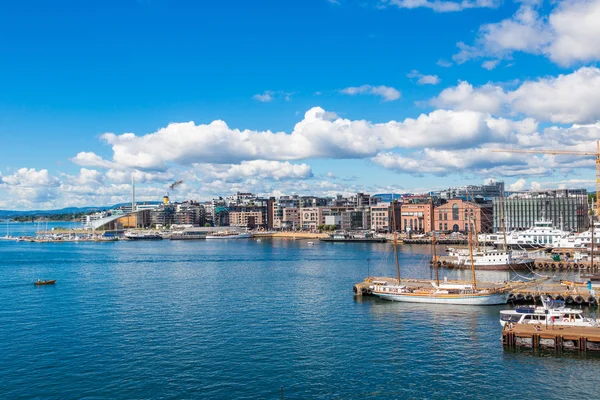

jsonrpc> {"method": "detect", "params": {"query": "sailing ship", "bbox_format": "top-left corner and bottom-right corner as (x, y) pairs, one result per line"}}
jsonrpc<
(371, 200), (509, 305)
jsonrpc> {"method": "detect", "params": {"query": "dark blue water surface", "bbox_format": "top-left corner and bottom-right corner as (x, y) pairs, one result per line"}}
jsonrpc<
(1, 231), (599, 399)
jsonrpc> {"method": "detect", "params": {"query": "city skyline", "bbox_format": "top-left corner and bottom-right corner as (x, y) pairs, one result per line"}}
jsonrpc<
(2, 0), (600, 209)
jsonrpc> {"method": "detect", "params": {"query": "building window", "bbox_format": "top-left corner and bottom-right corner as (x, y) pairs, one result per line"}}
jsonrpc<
(444, 213), (448, 221)
(452, 204), (459, 220)
(444, 223), (448, 231)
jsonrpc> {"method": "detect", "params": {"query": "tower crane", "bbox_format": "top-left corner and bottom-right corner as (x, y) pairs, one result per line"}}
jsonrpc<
(492, 140), (600, 217)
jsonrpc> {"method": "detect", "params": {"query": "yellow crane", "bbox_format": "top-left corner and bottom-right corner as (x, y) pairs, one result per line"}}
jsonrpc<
(492, 140), (600, 217)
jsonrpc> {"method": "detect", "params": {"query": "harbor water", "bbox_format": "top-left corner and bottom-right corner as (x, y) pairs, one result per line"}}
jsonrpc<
(1, 227), (599, 399)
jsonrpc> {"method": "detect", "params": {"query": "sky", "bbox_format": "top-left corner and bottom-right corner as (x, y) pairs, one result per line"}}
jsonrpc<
(1, 0), (600, 209)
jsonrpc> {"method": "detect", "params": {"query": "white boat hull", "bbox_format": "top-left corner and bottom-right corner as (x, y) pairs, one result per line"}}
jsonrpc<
(372, 292), (508, 305)
(206, 233), (252, 239)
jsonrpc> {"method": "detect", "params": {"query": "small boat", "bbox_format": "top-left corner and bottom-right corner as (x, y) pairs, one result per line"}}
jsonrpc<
(307, 241), (315, 245)
(34, 279), (56, 285)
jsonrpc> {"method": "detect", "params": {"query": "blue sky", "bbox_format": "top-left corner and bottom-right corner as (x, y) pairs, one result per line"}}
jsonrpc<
(1, 0), (600, 209)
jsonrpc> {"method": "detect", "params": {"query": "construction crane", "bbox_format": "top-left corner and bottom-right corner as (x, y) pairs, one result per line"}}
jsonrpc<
(492, 140), (600, 217)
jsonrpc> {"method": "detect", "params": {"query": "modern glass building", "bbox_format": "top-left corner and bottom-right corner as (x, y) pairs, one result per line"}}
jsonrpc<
(493, 189), (589, 233)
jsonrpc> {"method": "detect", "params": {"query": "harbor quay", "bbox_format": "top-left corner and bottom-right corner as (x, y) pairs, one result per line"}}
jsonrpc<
(503, 324), (600, 352)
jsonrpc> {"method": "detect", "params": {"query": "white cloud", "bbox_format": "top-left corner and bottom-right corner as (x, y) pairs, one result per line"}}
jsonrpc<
(431, 81), (506, 114)
(0, 168), (60, 205)
(340, 85), (401, 101)
(407, 70), (441, 85)
(508, 67), (600, 124)
(105, 169), (175, 184)
(195, 160), (313, 182)
(1, 168), (60, 188)
(481, 60), (500, 70)
(432, 67), (600, 124)
(384, 0), (500, 13)
(74, 107), (524, 171)
(453, 0), (600, 66)
(437, 59), (453, 67)
(71, 152), (115, 168)
(508, 179), (527, 191)
(253, 91), (275, 102)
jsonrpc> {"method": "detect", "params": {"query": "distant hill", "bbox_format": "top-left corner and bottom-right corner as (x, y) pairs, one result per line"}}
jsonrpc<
(0, 202), (161, 219)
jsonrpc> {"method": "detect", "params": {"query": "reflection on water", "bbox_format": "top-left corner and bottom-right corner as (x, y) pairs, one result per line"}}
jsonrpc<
(0, 238), (598, 399)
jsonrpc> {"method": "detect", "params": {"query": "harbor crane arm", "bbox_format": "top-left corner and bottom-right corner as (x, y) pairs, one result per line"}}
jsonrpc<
(492, 140), (600, 217)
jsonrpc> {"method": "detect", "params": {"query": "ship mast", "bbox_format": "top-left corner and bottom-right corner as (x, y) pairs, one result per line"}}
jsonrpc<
(466, 191), (477, 290)
(499, 191), (508, 253)
(392, 199), (401, 284)
(590, 209), (598, 271)
(432, 232), (439, 286)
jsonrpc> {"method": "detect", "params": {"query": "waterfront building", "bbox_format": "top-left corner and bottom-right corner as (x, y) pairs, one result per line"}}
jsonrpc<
(341, 208), (371, 231)
(174, 202), (206, 226)
(434, 199), (492, 233)
(324, 215), (342, 229)
(400, 196), (434, 233)
(300, 207), (323, 231)
(81, 211), (108, 228)
(229, 211), (263, 229)
(282, 207), (300, 230)
(370, 202), (401, 233)
(150, 205), (176, 227)
(493, 189), (589, 233)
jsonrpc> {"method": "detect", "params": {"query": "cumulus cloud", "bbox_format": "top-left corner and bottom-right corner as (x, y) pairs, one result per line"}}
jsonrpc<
(407, 70), (441, 85)
(453, 0), (600, 66)
(431, 81), (506, 114)
(431, 67), (600, 124)
(195, 160), (313, 182)
(72, 107), (540, 171)
(2, 168), (60, 188)
(383, 0), (500, 12)
(0, 168), (60, 205)
(340, 85), (401, 101)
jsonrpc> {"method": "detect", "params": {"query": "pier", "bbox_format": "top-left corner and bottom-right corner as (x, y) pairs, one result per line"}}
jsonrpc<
(503, 324), (600, 352)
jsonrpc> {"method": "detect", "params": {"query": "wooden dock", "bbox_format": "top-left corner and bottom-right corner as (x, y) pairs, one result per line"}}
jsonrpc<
(532, 257), (600, 271)
(503, 324), (600, 352)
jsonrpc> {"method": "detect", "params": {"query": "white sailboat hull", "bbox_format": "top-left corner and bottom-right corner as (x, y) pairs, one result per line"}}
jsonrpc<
(372, 292), (508, 305)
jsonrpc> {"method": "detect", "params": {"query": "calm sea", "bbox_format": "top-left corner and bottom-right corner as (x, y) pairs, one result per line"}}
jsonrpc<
(1, 223), (598, 399)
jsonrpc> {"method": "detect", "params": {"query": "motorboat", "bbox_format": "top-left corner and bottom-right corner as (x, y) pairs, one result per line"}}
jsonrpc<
(500, 298), (599, 327)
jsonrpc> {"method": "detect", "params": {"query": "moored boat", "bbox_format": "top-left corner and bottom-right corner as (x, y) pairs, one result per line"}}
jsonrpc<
(34, 279), (56, 285)
(124, 232), (163, 240)
(500, 298), (599, 327)
(205, 232), (252, 239)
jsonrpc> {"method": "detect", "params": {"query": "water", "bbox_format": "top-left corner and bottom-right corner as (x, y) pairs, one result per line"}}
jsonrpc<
(1, 235), (599, 399)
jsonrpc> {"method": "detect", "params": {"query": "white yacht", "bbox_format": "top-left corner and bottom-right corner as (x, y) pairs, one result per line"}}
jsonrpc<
(447, 247), (533, 270)
(554, 222), (600, 249)
(485, 219), (571, 249)
(500, 298), (599, 327)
